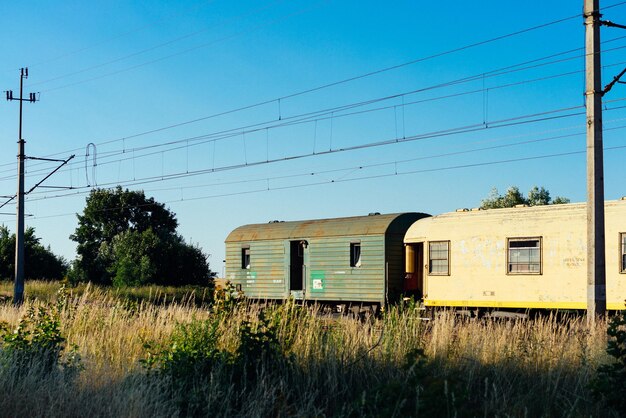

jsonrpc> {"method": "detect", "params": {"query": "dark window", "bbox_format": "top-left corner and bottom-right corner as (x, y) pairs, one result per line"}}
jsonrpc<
(350, 242), (361, 267)
(508, 238), (541, 274)
(429, 241), (449, 275)
(241, 247), (250, 269)
(621, 233), (626, 273)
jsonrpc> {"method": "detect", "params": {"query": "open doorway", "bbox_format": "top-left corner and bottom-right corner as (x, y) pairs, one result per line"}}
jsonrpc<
(404, 243), (423, 298)
(290, 240), (306, 293)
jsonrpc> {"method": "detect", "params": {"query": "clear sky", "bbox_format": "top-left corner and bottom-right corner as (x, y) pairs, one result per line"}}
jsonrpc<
(0, 0), (625, 275)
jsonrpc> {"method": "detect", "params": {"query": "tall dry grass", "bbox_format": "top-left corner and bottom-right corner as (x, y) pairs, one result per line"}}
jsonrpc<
(0, 281), (617, 417)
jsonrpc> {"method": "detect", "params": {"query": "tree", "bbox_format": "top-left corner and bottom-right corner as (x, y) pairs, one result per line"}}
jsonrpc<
(527, 186), (551, 206)
(0, 226), (67, 280)
(104, 229), (160, 287)
(70, 187), (214, 287)
(480, 186), (570, 209)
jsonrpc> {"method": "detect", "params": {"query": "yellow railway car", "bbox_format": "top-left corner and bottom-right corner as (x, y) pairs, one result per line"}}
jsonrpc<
(404, 199), (626, 311)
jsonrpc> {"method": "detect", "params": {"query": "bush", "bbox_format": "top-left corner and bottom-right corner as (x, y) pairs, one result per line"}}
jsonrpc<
(0, 289), (81, 380)
(142, 311), (285, 415)
(142, 317), (226, 382)
(591, 310), (626, 413)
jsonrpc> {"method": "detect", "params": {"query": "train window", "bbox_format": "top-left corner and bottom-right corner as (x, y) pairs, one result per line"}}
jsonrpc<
(350, 242), (362, 268)
(241, 246), (251, 269)
(507, 238), (541, 274)
(428, 241), (449, 275)
(621, 233), (626, 273)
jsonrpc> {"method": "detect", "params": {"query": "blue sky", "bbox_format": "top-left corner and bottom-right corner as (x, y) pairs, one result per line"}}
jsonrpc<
(0, 0), (625, 274)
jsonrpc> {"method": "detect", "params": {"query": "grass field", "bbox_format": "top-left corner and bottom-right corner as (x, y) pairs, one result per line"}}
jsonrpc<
(0, 280), (620, 417)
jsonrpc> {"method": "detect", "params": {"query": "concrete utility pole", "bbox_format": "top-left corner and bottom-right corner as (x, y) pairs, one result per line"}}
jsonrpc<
(584, 0), (606, 321)
(5, 68), (37, 305)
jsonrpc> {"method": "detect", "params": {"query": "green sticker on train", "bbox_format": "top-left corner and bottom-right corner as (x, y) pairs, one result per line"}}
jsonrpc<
(311, 270), (325, 291)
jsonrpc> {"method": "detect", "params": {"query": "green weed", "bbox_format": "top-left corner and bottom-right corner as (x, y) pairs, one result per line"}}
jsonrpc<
(591, 309), (626, 414)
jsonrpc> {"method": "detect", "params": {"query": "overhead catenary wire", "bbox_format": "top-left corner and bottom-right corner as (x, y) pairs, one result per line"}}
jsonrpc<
(8, 55), (626, 183)
(4, 13), (616, 172)
(16, 106), (626, 211)
(0, 101), (595, 187)
(18, 103), (626, 202)
(6, 35), (626, 179)
(10, 38), (626, 181)
(14, 120), (585, 201)
(4, 3), (622, 199)
(7, 91), (621, 206)
(30, 121), (625, 200)
(23, 142), (626, 221)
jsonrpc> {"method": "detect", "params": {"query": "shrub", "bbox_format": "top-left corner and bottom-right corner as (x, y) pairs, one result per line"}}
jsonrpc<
(591, 310), (626, 413)
(142, 310), (286, 415)
(0, 288), (81, 380)
(142, 317), (227, 382)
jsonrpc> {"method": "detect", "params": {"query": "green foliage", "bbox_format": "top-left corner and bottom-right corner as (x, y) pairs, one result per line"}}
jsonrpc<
(142, 317), (226, 381)
(591, 310), (626, 413)
(0, 287), (81, 379)
(211, 281), (244, 314)
(142, 318), (228, 415)
(353, 348), (474, 417)
(237, 311), (282, 370)
(70, 186), (214, 288)
(480, 186), (570, 209)
(0, 226), (67, 280)
(106, 229), (161, 287)
(552, 196), (570, 204)
(142, 312), (285, 415)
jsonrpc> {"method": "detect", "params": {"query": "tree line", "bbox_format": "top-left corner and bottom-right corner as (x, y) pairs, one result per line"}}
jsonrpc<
(1, 187), (214, 287)
(480, 186), (570, 209)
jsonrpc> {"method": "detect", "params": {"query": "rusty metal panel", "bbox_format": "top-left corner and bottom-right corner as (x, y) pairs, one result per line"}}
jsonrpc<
(225, 239), (287, 299)
(305, 235), (385, 303)
(225, 212), (429, 304)
(225, 213), (429, 243)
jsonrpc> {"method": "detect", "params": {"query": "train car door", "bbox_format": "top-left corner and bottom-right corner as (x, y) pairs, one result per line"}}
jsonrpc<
(404, 243), (424, 298)
(289, 240), (307, 299)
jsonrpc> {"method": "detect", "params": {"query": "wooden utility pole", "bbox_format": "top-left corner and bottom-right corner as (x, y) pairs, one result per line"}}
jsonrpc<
(584, 0), (606, 321)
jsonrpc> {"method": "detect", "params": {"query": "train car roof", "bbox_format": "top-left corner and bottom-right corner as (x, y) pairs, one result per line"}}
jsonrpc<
(226, 212), (429, 243)
(404, 199), (626, 242)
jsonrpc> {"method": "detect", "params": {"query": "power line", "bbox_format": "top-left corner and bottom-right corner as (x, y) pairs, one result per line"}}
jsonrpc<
(13, 104), (601, 201)
(10, 57), (626, 182)
(602, 0), (626, 10)
(0, 100), (594, 188)
(30, 121), (608, 200)
(15, 110), (626, 210)
(5, 38), (624, 174)
(9, 9), (587, 160)
(3, 10), (624, 197)
(14, 121), (584, 204)
(24, 142), (626, 221)
(6, 90), (626, 201)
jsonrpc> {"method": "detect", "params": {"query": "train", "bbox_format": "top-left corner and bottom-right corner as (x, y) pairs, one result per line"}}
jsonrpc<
(224, 198), (626, 314)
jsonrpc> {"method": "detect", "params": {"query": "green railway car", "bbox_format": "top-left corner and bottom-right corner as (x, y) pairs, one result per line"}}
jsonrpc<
(225, 212), (428, 309)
